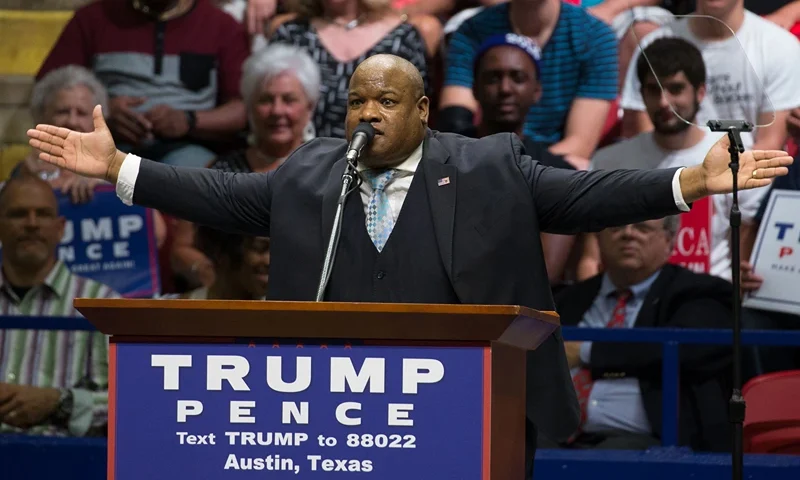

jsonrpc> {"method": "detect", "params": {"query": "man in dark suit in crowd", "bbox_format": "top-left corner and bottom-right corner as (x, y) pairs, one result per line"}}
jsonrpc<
(552, 216), (733, 452)
(27, 54), (791, 476)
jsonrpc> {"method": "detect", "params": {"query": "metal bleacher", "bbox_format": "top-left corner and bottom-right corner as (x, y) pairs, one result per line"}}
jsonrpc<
(0, 1), (87, 178)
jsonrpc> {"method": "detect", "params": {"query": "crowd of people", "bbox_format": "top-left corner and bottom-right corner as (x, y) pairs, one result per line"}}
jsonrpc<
(2, 0), (800, 455)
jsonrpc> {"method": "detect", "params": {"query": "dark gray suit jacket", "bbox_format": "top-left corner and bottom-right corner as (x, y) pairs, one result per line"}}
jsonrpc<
(131, 129), (685, 446)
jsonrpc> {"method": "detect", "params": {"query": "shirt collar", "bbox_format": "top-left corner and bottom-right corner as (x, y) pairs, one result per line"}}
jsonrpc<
(0, 260), (72, 299)
(598, 268), (662, 300)
(357, 141), (424, 175)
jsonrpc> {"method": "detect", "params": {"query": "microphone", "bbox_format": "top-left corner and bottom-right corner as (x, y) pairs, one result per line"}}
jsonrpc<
(346, 123), (376, 162)
(315, 122), (374, 301)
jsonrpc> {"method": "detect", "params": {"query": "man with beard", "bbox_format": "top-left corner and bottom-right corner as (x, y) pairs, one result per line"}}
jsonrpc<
(0, 175), (119, 437)
(587, 37), (764, 281)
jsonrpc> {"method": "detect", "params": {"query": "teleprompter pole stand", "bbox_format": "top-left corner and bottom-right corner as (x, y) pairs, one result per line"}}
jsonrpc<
(707, 119), (754, 480)
(315, 159), (360, 301)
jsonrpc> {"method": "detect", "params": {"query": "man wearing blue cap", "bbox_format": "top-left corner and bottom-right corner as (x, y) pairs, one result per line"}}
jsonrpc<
(470, 33), (583, 287)
(470, 33), (584, 171)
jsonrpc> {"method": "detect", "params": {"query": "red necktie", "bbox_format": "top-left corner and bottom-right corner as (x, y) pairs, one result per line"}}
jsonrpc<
(569, 289), (632, 439)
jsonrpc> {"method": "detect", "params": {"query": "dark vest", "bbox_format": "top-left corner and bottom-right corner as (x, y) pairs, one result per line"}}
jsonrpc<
(325, 165), (459, 304)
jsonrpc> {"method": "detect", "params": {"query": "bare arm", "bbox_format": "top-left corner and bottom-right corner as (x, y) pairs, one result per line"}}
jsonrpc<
(438, 86), (479, 111)
(752, 110), (790, 151)
(621, 109), (652, 138)
(399, 0), (454, 18)
(194, 99), (248, 139)
(541, 233), (577, 284)
(576, 232), (602, 281)
(549, 99), (612, 158)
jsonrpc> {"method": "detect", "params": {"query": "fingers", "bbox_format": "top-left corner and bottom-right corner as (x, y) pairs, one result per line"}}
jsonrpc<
(29, 137), (67, 168)
(38, 151), (66, 168)
(752, 166), (790, 180)
(752, 150), (791, 161)
(92, 105), (109, 132)
(744, 178), (773, 190)
(755, 155), (794, 168)
(30, 124), (71, 141)
(113, 113), (149, 143)
(128, 97), (147, 107)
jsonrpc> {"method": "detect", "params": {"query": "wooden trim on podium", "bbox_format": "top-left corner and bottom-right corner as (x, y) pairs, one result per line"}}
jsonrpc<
(75, 299), (560, 351)
(488, 343), (526, 479)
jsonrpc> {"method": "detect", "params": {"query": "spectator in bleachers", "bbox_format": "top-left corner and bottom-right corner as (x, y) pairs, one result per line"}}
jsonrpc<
(0, 174), (119, 437)
(469, 33), (583, 285)
(170, 44), (319, 288)
(178, 225), (270, 300)
(439, 0), (619, 158)
(267, 0), (435, 139)
(620, 0), (800, 153)
(17, 66), (106, 204)
(751, 0), (800, 29)
(16, 66), (169, 261)
(553, 216), (733, 451)
(37, 0), (251, 168)
(215, 0), (278, 51)
(584, 37), (764, 283)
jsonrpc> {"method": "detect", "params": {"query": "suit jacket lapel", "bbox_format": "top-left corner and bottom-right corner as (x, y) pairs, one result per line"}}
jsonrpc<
(420, 132), (457, 282)
(556, 275), (603, 326)
(633, 267), (674, 328)
(320, 156), (350, 247)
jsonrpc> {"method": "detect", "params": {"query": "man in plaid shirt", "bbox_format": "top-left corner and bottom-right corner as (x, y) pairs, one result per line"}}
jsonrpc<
(0, 174), (118, 437)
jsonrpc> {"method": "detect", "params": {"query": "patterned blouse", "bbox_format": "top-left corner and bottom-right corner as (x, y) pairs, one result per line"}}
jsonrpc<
(269, 19), (429, 139)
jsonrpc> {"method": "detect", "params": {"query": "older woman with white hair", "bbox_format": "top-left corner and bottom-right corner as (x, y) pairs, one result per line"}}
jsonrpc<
(206, 43), (320, 173)
(17, 65), (108, 203)
(170, 44), (320, 288)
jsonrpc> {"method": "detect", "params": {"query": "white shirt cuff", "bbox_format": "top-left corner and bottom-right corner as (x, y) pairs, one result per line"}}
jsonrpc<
(115, 154), (142, 206)
(579, 341), (592, 365)
(672, 167), (690, 212)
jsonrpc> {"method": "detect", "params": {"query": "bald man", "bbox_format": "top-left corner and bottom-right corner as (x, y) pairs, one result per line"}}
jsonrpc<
(27, 54), (793, 477)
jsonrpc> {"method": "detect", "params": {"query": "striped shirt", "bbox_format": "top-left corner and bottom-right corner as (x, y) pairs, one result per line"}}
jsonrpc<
(444, 2), (619, 144)
(0, 261), (119, 437)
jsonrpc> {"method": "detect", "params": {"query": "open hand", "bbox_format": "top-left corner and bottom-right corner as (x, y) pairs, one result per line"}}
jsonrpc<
(741, 260), (764, 294)
(108, 96), (152, 146)
(701, 134), (793, 195)
(27, 105), (127, 183)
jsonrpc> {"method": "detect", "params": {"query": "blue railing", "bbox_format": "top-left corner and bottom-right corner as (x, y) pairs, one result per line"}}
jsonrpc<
(3, 317), (800, 479)
(561, 326), (800, 448)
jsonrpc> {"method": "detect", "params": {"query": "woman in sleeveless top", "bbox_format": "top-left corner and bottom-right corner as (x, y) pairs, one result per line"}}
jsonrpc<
(268, 0), (436, 139)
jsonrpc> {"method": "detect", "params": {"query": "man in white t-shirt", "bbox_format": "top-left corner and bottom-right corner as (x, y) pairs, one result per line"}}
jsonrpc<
(588, 36), (763, 281)
(619, 0), (800, 152)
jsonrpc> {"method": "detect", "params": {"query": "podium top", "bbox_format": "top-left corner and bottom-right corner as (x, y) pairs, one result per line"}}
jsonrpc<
(75, 299), (559, 350)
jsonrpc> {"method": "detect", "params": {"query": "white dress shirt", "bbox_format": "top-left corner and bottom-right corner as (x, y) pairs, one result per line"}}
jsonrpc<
(115, 146), (691, 214)
(356, 142), (423, 223)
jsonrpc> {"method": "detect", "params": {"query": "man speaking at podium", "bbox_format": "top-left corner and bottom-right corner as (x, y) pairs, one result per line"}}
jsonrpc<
(27, 54), (791, 476)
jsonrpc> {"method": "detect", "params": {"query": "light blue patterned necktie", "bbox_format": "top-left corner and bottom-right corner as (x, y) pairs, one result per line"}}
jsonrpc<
(363, 168), (400, 252)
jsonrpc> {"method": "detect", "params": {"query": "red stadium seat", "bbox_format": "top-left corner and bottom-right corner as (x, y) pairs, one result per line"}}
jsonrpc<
(743, 370), (800, 453)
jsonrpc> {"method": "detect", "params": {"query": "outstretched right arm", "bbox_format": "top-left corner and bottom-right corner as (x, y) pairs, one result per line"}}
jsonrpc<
(118, 155), (272, 236)
(27, 105), (273, 236)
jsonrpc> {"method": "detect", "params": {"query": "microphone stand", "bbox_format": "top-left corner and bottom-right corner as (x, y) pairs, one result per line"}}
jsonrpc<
(706, 119), (753, 480)
(315, 158), (361, 301)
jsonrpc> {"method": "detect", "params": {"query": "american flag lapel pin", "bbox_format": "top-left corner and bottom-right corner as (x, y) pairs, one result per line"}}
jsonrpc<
(437, 177), (450, 187)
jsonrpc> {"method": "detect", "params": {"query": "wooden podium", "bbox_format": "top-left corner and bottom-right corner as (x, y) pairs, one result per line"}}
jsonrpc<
(76, 299), (559, 480)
